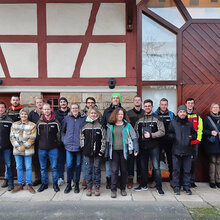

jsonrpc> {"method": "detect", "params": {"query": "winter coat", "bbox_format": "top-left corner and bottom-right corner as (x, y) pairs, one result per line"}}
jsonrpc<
(10, 120), (37, 156)
(101, 103), (123, 129)
(28, 109), (42, 124)
(135, 113), (165, 149)
(127, 108), (145, 128)
(61, 112), (86, 152)
(203, 114), (220, 155)
(36, 114), (61, 150)
(7, 105), (24, 122)
(54, 107), (70, 124)
(105, 120), (139, 160)
(80, 117), (106, 157)
(0, 113), (13, 150)
(168, 116), (197, 156)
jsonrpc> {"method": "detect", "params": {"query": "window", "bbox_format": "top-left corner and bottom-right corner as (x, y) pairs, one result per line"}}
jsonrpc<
(43, 93), (60, 112)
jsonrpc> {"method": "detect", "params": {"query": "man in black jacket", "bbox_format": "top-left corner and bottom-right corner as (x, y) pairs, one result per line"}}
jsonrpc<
(28, 97), (44, 186)
(0, 102), (14, 191)
(127, 95), (144, 188)
(55, 97), (70, 186)
(168, 105), (197, 195)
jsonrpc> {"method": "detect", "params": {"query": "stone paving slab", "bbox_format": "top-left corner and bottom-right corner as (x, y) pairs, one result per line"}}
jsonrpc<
(132, 189), (156, 201)
(0, 189), (33, 202)
(31, 187), (56, 201)
(182, 201), (212, 209)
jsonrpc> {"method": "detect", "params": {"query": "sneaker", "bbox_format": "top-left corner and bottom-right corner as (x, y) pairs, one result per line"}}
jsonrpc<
(134, 185), (148, 192)
(209, 183), (216, 189)
(111, 191), (117, 198)
(1, 179), (8, 188)
(86, 188), (92, 197)
(184, 188), (192, 195)
(8, 184), (14, 191)
(157, 188), (165, 195)
(191, 183), (197, 188)
(173, 188), (180, 195)
(121, 189), (127, 196)
(58, 178), (64, 186)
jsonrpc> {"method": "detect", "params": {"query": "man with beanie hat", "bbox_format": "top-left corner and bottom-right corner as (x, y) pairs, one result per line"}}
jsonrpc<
(101, 93), (123, 189)
(55, 97), (70, 186)
(168, 105), (197, 195)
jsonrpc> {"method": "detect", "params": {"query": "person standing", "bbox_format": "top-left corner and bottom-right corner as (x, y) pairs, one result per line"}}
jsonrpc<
(155, 98), (175, 183)
(127, 95), (145, 188)
(185, 98), (203, 188)
(168, 105), (197, 195)
(10, 108), (37, 194)
(203, 103), (220, 188)
(62, 103), (86, 194)
(0, 102), (14, 191)
(101, 93), (123, 189)
(81, 108), (105, 196)
(37, 103), (61, 193)
(28, 97), (44, 187)
(54, 97), (70, 186)
(106, 108), (139, 198)
(7, 96), (24, 122)
(135, 99), (165, 195)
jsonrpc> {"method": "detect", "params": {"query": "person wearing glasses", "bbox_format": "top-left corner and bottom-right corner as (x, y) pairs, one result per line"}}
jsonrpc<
(135, 99), (165, 195)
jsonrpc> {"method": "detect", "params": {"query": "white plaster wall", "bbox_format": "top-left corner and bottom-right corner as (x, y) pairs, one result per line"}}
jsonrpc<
(0, 63), (5, 78)
(0, 43), (38, 78)
(93, 3), (125, 35)
(47, 43), (81, 78)
(80, 43), (126, 78)
(47, 3), (92, 35)
(0, 4), (37, 35)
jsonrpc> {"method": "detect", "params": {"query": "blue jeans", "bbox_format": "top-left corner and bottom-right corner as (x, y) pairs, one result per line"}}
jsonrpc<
(14, 155), (32, 185)
(105, 160), (112, 178)
(57, 146), (66, 180)
(84, 156), (101, 188)
(140, 147), (162, 189)
(0, 149), (13, 185)
(38, 148), (58, 184)
(66, 151), (81, 182)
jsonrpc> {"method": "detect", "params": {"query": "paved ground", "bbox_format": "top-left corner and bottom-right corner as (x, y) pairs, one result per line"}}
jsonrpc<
(1, 181), (220, 219)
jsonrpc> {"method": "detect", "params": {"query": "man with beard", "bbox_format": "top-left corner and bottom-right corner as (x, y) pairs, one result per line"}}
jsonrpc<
(7, 96), (24, 122)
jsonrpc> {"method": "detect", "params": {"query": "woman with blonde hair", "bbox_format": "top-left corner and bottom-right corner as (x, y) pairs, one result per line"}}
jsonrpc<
(106, 108), (139, 198)
(203, 102), (220, 188)
(10, 108), (37, 193)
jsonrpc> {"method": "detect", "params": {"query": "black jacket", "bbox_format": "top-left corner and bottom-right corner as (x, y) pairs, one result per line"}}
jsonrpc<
(80, 118), (105, 157)
(101, 103), (123, 129)
(127, 108), (145, 128)
(36, 116), (61, 150)
(0, 114), (13, 150)
(135, 113), (165, 149)
(203, 114), (220, 155)
(28, 109), (42, 124)
(54, 107), (70, 124)
(168, 116), (197, 156)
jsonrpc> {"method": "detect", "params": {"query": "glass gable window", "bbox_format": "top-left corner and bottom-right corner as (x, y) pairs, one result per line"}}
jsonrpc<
(142, 15), (177, 81)
(147, 0), (185, 28)
(182, 0), (220, 18)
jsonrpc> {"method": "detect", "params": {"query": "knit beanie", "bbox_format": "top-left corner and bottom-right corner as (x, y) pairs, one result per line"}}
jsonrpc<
(177, 105), (187, 113)
(59, 97), (68, 104)
(111, 93), (121, 103)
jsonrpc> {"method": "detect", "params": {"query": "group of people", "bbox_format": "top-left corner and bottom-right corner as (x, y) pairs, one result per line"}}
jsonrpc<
(0, 94), (219, 198)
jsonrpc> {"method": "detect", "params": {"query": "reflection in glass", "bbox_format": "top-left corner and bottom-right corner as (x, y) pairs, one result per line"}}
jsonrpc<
(146, 0), (185, 28)
(182, 0), (220, 18)
(142, 15), (177, 81)
(142, 85), (177, 113)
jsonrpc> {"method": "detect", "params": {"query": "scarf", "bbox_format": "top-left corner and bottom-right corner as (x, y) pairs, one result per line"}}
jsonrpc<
(210, 112), (220, 121)
(42, 112), (56, 123)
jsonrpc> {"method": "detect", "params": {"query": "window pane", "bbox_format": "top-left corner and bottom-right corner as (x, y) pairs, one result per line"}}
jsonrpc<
(142, 15), (177, 81)
(142, 85), (177, 113)
(146, 0), (185, 28)
(182, 0), (220, 18)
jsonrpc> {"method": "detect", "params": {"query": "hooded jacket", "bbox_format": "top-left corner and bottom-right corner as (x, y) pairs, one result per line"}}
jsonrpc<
(54, 107), (70, 123)
(80, 117), (106, 157)
(135, 112), (165, 149)
(0, 113), (13, 150)
(105, 120), (139, 160)
(168, 116), (197, 156)
(61, 112), (86, 152)
(127, 107), (145, 128)
(7, 105), (24, 122)
(36, 113), (61, 150)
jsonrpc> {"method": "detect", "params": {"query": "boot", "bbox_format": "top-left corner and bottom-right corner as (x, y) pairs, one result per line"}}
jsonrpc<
(27, 184), (35, 194)
(8, 184), (14, 191)
(53, 183), (60, 192)
(11, 183), (23, 193)
(1, 179), (8, 188)
(32, 179), (41, 187)
(64, 182), (72, 194)
(86, 188), (92, 197)
(82, 180), (87, 190)
(127, 177), (133, 189)
(74, 181), (80, 193)
(37, 184), (48, 192)
(106, 177), (111, 189)
(95, 187), (100, 196)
